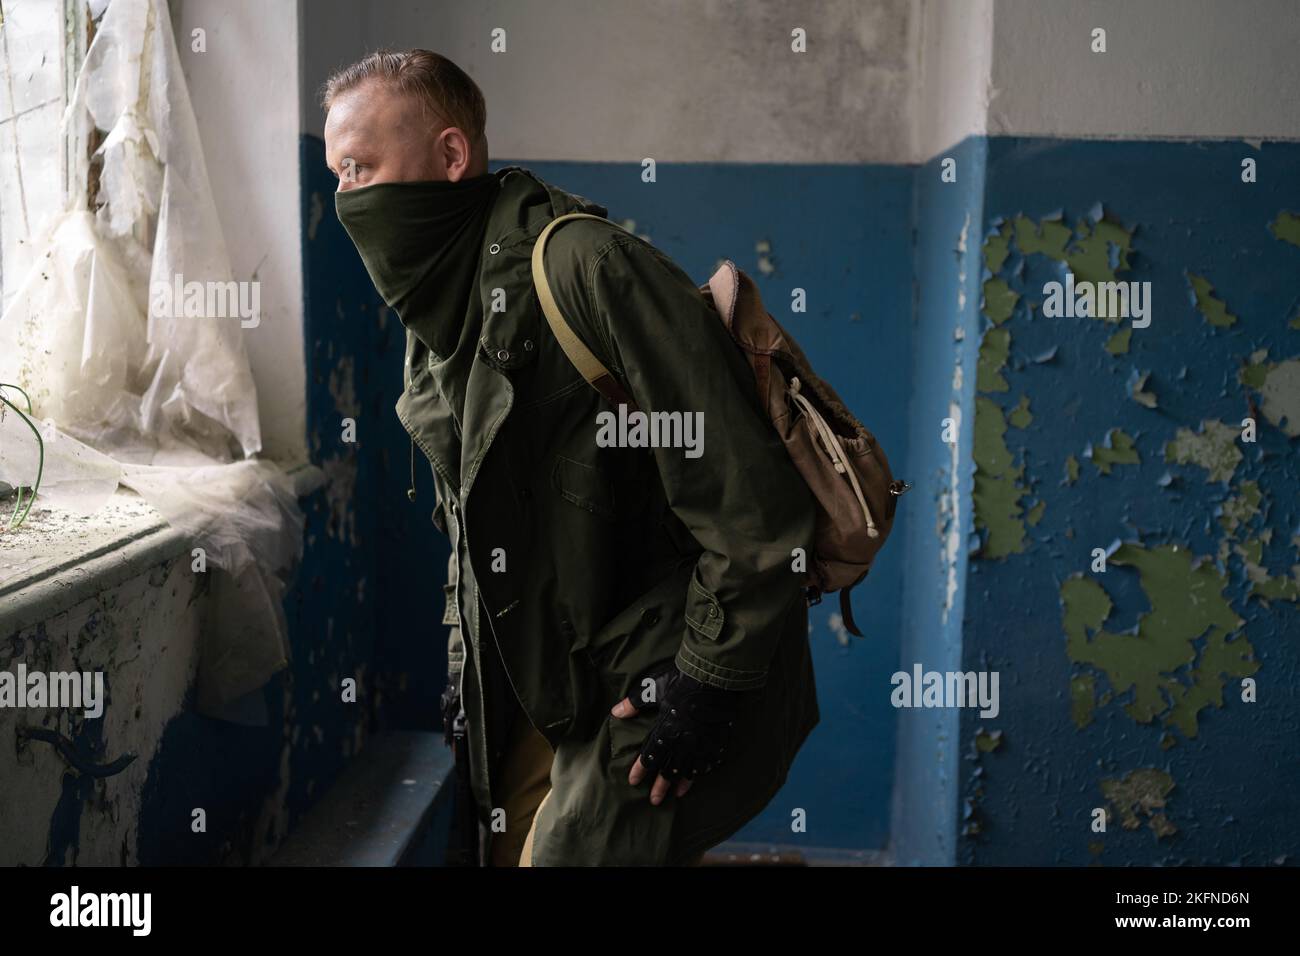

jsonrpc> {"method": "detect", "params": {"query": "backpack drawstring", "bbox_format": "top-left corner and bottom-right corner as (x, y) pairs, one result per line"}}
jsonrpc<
(788, 377), (878, 539)
(408, 438), (417, 501)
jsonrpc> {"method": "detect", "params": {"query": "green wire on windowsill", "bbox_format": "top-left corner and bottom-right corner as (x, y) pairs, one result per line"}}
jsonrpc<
(0, 383), (45, 531)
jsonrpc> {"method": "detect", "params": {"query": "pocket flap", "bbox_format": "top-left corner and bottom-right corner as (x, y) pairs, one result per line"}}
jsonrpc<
(685, 571), (724, 641)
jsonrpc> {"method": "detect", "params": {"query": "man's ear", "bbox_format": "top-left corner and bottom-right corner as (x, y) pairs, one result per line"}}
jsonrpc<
(439, 127), (474, 182)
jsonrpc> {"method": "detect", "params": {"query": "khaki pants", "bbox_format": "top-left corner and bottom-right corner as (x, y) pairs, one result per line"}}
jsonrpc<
(492, 709), (707, 867)
(489, 709), (555, 867)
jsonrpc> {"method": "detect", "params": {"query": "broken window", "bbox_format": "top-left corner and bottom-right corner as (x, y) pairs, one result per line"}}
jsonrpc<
(0, 0), (303, 719)
(0, 0), (91, 524)
(0, 0), (83, 312)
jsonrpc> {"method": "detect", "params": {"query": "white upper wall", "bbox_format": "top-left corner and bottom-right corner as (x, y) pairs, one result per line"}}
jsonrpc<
(303, 1), (1300, 162)
(173, 0), (307, 463)
(914, 0), (994, 161)
(302, 0), (920, 165)
(989, 0), (1300, 141)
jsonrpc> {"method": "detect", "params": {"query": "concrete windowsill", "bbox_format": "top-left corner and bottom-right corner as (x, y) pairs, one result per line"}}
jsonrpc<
(0, 462), (324, 634)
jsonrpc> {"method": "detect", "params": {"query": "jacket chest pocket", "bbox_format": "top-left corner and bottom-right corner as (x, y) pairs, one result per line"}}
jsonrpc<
(550, 448), (656, 522)
(551, 454), (618, 519)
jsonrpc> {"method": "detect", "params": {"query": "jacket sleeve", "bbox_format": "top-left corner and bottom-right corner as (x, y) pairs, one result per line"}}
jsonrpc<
(552, 227), (817, 691)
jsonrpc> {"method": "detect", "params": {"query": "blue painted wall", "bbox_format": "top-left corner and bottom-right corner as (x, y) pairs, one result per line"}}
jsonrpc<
(958, 138), (1300, 865)
(892, 135), (988, 865)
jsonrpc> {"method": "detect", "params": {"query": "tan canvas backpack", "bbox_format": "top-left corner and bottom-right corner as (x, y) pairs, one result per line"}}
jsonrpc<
(532, 213), (910, 637)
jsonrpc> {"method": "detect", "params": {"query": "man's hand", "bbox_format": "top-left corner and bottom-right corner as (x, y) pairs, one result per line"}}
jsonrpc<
(610, 661), (739, 806)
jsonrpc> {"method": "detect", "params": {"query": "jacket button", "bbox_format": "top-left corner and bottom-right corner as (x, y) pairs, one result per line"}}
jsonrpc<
(489, 242), (501, 254)
(496, 348), (510, 361)
(523, 339), (534, 351)
(707, 606), (718, 618)
(641, 608), (660, 627)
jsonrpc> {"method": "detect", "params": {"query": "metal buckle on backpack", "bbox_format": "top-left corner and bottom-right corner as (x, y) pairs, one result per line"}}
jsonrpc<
(889, 479), (912, 495)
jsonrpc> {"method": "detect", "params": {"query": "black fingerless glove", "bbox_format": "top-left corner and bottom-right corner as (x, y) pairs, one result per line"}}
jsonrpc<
(630, 661), (740, 782)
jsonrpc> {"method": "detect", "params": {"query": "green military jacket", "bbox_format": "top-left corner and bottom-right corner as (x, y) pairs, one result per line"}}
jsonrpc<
(395, 165), (820, 865)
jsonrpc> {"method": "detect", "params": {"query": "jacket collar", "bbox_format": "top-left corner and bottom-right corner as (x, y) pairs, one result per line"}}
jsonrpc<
(473, 165), (607, 374)
(402, 166), (608, 501)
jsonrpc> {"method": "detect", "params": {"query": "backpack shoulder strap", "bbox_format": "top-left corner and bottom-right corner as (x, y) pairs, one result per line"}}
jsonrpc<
(532, 212), (639, 411)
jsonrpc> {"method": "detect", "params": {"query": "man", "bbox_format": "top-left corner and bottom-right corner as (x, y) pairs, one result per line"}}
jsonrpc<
(323, 49), (820, 866)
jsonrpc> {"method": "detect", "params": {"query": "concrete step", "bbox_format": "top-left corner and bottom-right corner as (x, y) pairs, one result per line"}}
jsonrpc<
(269, 731), (456, 867)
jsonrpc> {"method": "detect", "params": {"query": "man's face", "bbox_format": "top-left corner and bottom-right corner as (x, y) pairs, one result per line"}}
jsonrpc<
(324, 80), (468, 191)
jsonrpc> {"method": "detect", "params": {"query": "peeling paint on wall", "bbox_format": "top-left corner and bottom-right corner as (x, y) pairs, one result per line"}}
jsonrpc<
(983, 219), (1011, 273)
(1008, 395), (1032, 428)
(940, 397), (964, 624)
(972, 396), (1027, 559)
(317, 354), (361, 546)
(1063, 454), (1079, 485)
(1105, 326), (1132, 355)
(1061, 543), (1255, 738)
(1235, 537), (1300, 603)
(1128, 371), (1157, 409)
(958, 141), (1300, 866)
(970, 225), (1035, 560)
(934, 214), (975, 630)
(1069, 673), (1096, 729)
(2, 558), (201, 864)
(1217, 479), (1262, 541)
(1164, 419), (1242, 484)
(1004, 206), (1136, 288)
(1187, 272), (1239, 328)
(1101, 769), (1177, 840)
(982, 277), (1018, 325)
(1086, 428), (1140, 475)
(1268, 210), (1300, 248)
(976, 326), (1011, 393)
(1012, 213), (1071, 260)
(1239, 355), (1300, 437)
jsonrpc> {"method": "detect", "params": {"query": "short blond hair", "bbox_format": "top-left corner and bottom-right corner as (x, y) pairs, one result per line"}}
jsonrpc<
(321, 49), (487, 150)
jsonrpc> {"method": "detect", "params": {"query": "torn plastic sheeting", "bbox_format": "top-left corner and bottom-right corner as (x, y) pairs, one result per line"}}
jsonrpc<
(120, 460), (304, 718)
(198, 561), (292, 716)
(0, 211), (150, 445)
(0, 411), (120, 516)
(119, 461), (303, 578)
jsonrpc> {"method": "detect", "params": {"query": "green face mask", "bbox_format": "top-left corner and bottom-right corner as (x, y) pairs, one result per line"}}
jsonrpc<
(335, 174), (501, 357)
